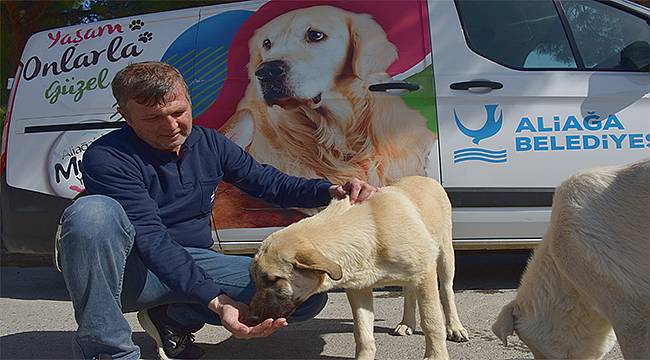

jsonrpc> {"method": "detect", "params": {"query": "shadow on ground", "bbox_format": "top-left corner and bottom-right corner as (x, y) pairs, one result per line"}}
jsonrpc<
(0, 330), (156, 360)
(197, 318), (358, 360)
(0, 318), (406, 360)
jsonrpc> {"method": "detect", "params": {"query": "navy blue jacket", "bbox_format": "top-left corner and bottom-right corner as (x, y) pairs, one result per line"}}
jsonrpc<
(82, 125), (333, 305)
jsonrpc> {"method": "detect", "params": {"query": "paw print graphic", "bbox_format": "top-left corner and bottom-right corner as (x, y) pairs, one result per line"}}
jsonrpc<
(129, 19), (144, 31)
(138, 32), (153, 43)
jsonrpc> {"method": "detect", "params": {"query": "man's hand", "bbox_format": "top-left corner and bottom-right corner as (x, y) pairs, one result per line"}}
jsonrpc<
(208, 294), (287, 339)
(329, 178), (379, 204)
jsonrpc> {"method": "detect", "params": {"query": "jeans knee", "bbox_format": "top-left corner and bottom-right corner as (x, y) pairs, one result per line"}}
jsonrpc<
(290, 292), (328, 322)
(61, 195), (133, 249)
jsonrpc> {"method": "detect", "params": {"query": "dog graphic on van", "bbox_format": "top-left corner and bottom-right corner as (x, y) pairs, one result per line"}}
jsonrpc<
(221, 5), (435, 187)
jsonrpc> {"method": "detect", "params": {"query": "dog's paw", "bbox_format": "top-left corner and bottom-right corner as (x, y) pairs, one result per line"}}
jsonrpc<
(447, 325), (469, 342)
(391, 323), (414, 336)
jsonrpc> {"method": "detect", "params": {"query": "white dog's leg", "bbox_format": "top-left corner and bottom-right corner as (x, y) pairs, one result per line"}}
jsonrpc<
(392, 285), (417, 336)
(437, 240), (469, 342)
(346, 288), (376, 360)
(417, 269), (449, 360)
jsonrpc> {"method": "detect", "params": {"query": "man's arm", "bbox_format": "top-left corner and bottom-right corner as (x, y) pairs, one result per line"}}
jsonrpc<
(213, 131), (377, 207)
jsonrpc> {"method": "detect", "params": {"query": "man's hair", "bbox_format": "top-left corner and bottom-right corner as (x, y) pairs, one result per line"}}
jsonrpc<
(111, 61), (191, 109)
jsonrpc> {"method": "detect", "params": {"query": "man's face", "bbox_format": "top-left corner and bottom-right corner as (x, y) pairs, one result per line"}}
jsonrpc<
(119, 83), (193, 154)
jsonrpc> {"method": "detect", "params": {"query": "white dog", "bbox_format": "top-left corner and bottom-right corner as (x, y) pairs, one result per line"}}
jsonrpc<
(492, 159), (650, 359)
(248, 176), (469, 360)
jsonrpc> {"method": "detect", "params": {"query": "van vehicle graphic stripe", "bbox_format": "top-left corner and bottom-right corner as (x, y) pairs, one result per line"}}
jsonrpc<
(446, 188), (554, 207)
(195, 48), (226, 72)
(170, 52), (197, 74)
(453, 148), (506, 155)
(195, 58), (228, 82)
(454, 157), (507, 164)
(24, 122), (125, 134)
(195, 56), (228, 81)
(194, 52), (224, 75)
(194, 79), (225, 99)
(454, 152), (506, 159)
(194, 86), (224, 111)
(192, 66), (228, 97)
(179, 48), (211, 72)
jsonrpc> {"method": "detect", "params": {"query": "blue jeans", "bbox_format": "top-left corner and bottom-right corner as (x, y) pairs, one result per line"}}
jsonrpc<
(58, 195), (327, 360)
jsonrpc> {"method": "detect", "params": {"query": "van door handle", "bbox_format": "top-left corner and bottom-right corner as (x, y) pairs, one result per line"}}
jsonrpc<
(450, 80), (503, 92)
(369, 82), (420, 93)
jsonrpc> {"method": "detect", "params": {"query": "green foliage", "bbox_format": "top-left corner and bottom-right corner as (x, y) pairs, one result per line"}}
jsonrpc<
(1, 104), (6, 129)
(2, 1), (85, 111)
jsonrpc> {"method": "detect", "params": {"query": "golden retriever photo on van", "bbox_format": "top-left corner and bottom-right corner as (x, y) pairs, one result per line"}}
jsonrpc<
(248, 176), (469, 360)
(222, 5), (435, 186)
(492, 159), (650, 359)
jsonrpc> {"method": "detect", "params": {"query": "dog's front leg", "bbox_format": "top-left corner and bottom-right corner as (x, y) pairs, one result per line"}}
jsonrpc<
(346, 288), (376, 360)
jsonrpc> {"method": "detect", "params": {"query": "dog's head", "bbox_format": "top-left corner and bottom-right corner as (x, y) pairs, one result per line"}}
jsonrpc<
(247, 5), (397, 109)
(247, 232), (342, 324)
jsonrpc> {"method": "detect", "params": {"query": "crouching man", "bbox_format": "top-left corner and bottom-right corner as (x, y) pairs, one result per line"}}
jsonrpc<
(57, 61), (378, 360)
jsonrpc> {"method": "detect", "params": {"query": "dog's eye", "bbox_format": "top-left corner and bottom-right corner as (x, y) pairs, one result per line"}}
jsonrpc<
(306, 29), (326, 43)
(262, 39), (272, 50)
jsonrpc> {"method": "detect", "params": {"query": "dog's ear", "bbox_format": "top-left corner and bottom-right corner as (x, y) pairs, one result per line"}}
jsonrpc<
(293, 250), (343, 281)
(349, 13), (398, 79)
(492, 300), (517, 346)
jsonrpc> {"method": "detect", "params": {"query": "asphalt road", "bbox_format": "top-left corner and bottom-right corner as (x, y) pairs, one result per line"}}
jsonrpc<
(1, 251), (623, 360)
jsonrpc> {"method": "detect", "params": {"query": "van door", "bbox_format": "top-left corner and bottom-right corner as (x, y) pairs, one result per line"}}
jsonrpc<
(429, 0), (649, 245)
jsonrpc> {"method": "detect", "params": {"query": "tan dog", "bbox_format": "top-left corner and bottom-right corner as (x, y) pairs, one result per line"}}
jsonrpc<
(223, 6), (435, 186)
(492, 159), (650, 359)
(249, 176), (469, 360)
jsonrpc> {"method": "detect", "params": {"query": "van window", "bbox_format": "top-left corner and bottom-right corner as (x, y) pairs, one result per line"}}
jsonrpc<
(455, 0), (577, 69)
(560, 0), (649, 71)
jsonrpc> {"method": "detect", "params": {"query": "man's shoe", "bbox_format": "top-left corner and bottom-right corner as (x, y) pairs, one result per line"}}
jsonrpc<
(137, 305), (205, 360)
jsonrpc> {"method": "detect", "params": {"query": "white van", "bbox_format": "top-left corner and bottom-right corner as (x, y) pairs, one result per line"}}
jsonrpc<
(2, 0), (649, 255)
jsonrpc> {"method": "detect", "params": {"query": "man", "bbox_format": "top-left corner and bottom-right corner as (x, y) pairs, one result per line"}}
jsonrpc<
(57, 61), (378, 360)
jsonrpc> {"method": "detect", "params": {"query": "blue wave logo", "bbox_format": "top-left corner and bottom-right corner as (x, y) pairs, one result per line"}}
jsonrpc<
(453, 105), (507, 164)
(454, 104), (502, 144)
(453, 148), (506, 163)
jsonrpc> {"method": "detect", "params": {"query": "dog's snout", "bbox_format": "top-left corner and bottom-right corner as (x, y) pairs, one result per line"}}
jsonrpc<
(255, 60), (287, 82)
